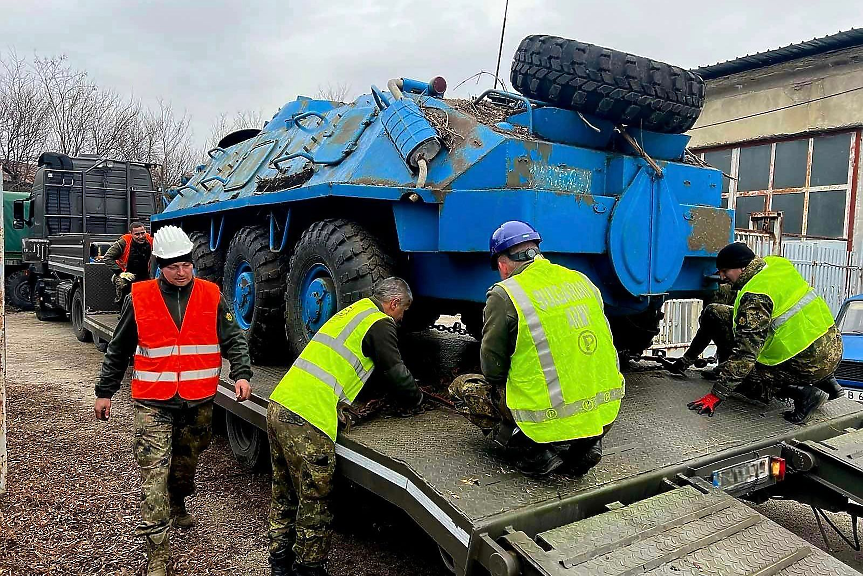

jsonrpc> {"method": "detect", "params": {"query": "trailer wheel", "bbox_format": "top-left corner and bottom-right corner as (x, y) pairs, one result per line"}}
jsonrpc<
(225, 410), (268, 471)
(6, 270), (34, 310)
(510, 35), (705, 134)
(285, 219), (394, 358)
(189, 230), (225, 285)
(70, 289), (92, 342)
(222, 226), (288, 363)
(93, 336), (108, 353)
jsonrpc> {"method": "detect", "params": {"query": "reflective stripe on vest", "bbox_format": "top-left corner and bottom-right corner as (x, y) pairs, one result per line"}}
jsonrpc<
(130, 279), (222, 401)
(270, 299), (389, 441)
(498, 257), (623, 443)
(733, 256), (835, 366)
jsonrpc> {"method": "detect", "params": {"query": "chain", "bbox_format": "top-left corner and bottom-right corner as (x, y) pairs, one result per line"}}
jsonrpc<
(431, 322), (472, 336)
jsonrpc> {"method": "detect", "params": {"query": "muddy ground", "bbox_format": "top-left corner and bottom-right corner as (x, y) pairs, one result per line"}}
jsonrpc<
(2, 311), (863, 575)
(0, 312), (448, 576)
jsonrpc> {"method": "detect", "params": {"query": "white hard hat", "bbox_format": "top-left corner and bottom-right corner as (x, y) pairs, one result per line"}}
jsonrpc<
(152, 225), (194, 259)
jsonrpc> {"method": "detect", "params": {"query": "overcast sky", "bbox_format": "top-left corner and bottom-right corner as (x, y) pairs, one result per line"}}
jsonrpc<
(2, 0), (861, 145)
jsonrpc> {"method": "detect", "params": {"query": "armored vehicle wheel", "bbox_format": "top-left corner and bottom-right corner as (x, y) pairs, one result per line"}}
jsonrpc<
(189, 230), (225, 285)
(608, 305), (663, 357)
(226, 410), (268, 471)
(285, 219), (394, 358)
(71, 289), (92, 342)
(222, 226), (288, 363)
(6, 269), (34, 310)
(511, 35), (705, 134)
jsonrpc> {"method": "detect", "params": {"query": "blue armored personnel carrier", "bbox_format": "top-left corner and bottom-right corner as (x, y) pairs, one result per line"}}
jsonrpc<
(156, 35), (731, 362)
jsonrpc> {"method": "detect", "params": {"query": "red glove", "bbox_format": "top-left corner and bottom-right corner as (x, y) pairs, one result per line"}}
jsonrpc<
(687, 393), (722, 416)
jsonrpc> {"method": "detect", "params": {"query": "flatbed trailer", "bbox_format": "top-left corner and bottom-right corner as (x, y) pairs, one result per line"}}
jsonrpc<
(89, 315), (863, 575)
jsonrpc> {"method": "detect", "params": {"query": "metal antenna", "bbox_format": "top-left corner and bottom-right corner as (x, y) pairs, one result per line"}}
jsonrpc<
(494, 0), (510, 90)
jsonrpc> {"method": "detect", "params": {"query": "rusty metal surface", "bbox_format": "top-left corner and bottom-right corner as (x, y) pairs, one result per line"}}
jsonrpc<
(522, 486), (859, 575)
(342, 370), (863, 523)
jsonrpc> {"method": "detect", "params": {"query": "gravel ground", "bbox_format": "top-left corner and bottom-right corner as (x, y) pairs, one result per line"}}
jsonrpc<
(0, 312), (448, 576)
(2, 311), (863, 575)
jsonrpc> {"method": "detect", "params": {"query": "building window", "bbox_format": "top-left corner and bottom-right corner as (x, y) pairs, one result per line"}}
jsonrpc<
(700, 131), (857, 240)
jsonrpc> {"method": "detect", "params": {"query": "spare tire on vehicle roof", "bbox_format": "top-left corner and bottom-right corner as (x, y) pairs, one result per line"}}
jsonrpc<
(510, 35), (705, 134)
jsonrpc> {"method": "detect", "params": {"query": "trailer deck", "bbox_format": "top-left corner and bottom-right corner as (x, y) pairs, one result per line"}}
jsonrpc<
(213, 331), (863, 575)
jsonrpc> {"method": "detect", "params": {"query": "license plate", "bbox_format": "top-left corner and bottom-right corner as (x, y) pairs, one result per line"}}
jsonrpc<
(711, 456), (770, 490)
(846, 389), (863, 403)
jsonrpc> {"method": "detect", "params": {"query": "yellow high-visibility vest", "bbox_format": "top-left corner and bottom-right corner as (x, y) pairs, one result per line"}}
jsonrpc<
(497, 257), (624, 443)
(733, 256), (835, 366)
(270, 298), (389, 441)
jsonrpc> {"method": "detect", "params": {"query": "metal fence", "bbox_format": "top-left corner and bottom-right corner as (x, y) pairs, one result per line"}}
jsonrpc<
(651, 231), (863, 351)
(782, 242), (863, 315)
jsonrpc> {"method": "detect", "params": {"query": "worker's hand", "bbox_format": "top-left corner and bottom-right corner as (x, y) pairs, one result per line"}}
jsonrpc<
(667, 357), (690, 375)
(119, 272), (136, 282)
(94, 398), (112, 421)
(687, 393), (722, 417)
(235, 379), (251, 402)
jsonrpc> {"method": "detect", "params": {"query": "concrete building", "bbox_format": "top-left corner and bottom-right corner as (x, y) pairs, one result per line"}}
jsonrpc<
(689, 29), (863, 251)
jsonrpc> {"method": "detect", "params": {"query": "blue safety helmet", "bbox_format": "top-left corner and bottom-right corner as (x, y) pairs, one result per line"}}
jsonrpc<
(489, 220), (542, 269)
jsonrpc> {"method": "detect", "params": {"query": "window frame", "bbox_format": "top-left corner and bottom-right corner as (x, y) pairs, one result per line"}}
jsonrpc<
(699, 130), (858, 240)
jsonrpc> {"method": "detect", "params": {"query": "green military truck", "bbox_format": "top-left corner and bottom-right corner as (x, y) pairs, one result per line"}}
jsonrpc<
(4, 189), (33, 309)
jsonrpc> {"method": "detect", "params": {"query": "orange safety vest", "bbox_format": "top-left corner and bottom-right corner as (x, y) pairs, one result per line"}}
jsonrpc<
(130, 279), (222, 401)
(117, 233), (153, 272)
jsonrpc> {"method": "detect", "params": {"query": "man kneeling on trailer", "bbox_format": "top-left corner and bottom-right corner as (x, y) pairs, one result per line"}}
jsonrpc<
(450, 221), (624, 477)
(685, 242), (843, 423)
(94, 225), (252, 576)
(102, 221), (153, 305)
(266, 277), (424, 576)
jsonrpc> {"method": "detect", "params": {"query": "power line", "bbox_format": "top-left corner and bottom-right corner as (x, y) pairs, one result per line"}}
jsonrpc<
(691, 84), (863, 130)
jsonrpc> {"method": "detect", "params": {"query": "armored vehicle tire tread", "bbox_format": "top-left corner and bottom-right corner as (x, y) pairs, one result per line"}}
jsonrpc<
(510, 35), (705, 134)
(285, 219), (394, 358)
(6, 269), (34, 310)
(189, 230), (225, 285)
(71, 288), (91, 342)
(222, 225), (288, 363)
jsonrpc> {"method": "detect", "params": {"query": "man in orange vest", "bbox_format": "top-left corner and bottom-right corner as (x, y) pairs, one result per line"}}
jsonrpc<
(102, 222), (154, 304)
(94, 225), (252, 576)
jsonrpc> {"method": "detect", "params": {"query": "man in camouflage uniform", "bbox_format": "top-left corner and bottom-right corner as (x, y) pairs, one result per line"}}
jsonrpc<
(94, 226), (252, 576)
(669, 283), (737, 372)
(686, 242), (843, 423)
(267, 277), (423, 576)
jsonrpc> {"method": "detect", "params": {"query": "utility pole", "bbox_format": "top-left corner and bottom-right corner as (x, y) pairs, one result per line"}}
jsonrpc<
(494, 0), (510, 90)
(0, 169), (7, 496)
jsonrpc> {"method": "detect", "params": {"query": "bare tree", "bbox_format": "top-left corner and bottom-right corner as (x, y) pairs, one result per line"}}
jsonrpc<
(316, 82), (352, 103)
(144, 99), (196, 190)
(205, 109), (266, 150)
(32, 55), (98, 156)
(89, 88), (141, 158)
(0, 50), (50, 191)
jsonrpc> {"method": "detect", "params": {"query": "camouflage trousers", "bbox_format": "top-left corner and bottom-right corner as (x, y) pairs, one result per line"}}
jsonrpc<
(687, 304), (843, 397)
(113, 274), (132, 303)
(448, 374), (606, 455)
(132, 401), (213, 538)
(267, 401), (336, 567)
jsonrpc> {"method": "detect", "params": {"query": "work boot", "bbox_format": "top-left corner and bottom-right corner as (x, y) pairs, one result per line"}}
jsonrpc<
(269, 546), (294, 576)
(170, 498), (196, 529)
(145, 532), (170, 576)
(783, 385), (829, 425)
(813, 376), (843, 401)
(291, 562), (330, 576)
(566, 438), (603, 476)
(513, 446), (564, 477)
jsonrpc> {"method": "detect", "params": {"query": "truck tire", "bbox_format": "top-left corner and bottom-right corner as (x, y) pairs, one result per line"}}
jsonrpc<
(222, 226), (288, 363)
(189, 230), (224, 285)
(285, 219), (394, 358)
(510, 35), (705, 134)
(6, 269), (34, 310)
(70, 288), (92, 342)
(225, 410), (268, 471)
